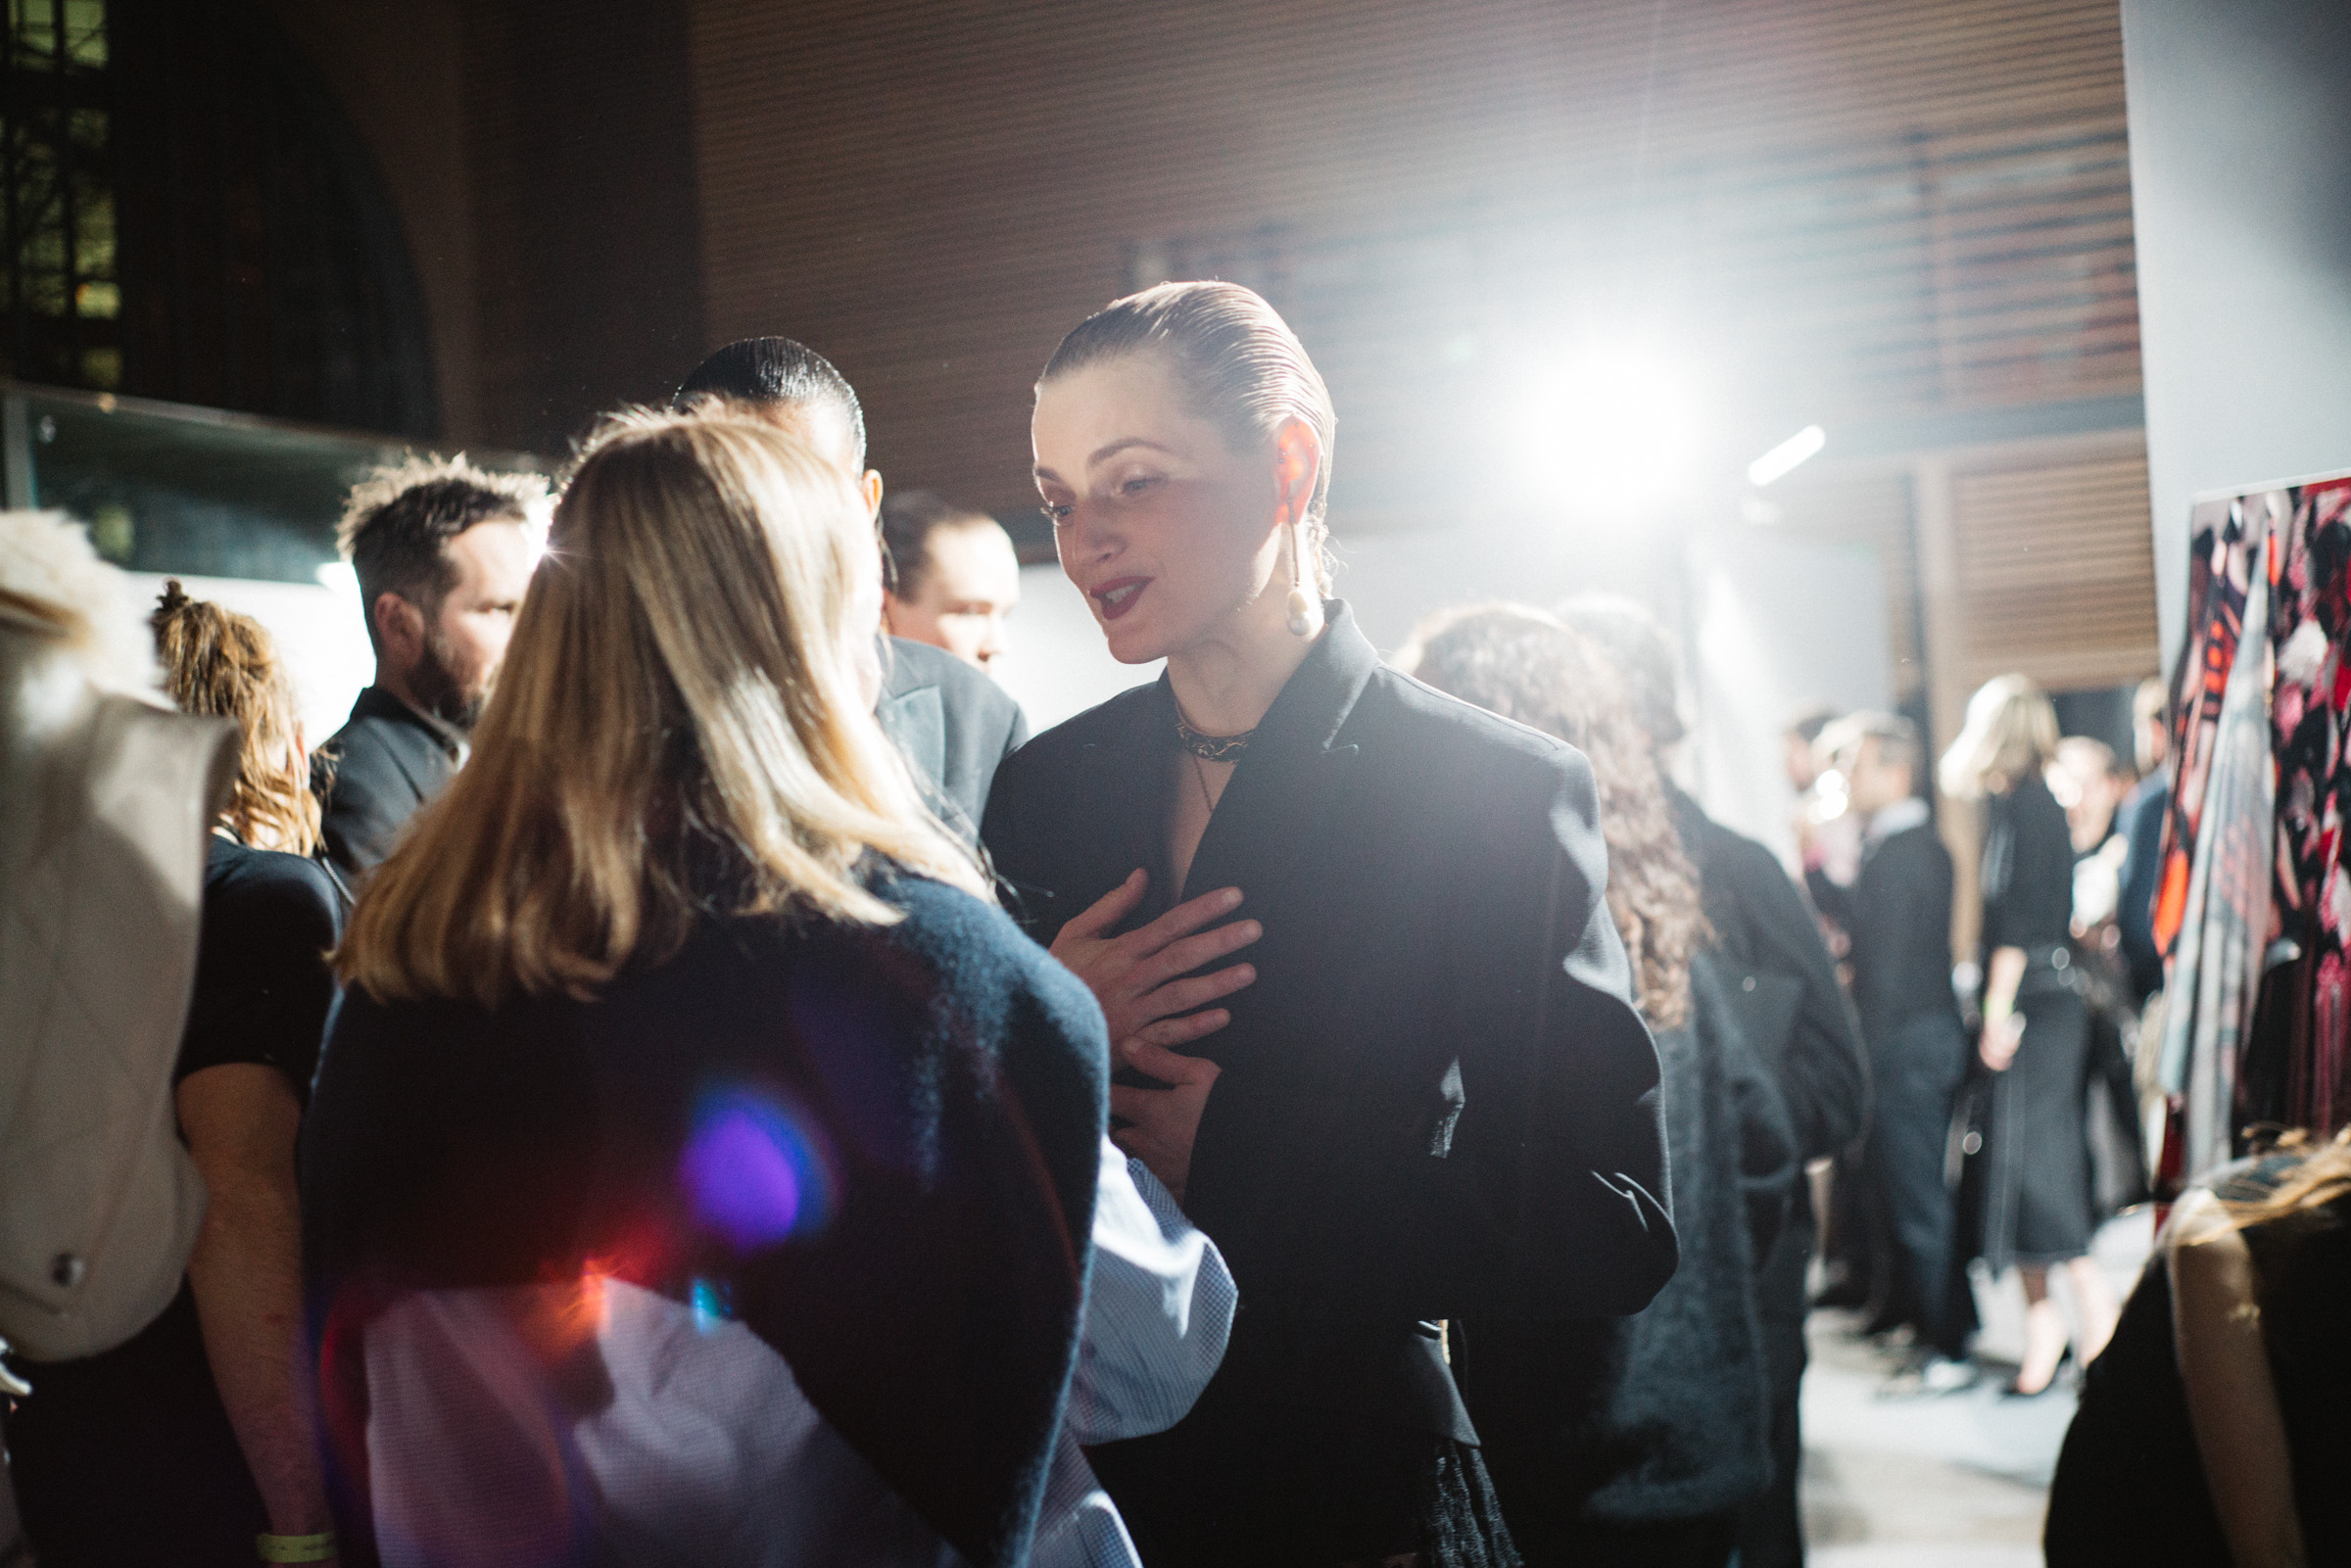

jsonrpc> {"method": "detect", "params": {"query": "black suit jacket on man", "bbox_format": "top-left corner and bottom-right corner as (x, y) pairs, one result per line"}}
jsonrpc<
(316, 686), (461, 883)
(877, 637), (1028, 842)
(983, 603), (1675, 1449)
(1810, 820), (1961, 1045)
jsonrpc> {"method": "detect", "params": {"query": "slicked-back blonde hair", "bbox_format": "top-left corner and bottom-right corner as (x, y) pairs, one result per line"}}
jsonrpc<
(337, 408), (987, 1008)
(152, 582), (320, 856)
(1938, 673), (2060, 799)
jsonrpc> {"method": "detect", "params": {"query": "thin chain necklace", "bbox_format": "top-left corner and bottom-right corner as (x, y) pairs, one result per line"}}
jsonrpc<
(1175, 712), (1255, 762)
(1187, 752), (1221, 815)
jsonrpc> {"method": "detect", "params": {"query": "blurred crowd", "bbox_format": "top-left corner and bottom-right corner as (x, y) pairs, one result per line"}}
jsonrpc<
(0, 282), (2342, 1568)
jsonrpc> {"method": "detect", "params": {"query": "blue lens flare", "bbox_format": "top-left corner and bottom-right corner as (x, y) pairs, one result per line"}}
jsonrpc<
(678, 1089), (833, 1252)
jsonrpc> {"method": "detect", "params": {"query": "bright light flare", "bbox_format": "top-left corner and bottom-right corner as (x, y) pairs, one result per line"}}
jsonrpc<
(1512, 347), (1707, 510)
(314, 560), (360, 595)
(1746, 424), (1826, 488)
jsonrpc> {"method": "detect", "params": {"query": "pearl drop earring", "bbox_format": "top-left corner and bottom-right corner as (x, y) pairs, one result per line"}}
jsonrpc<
(1285, 517), (1315, 638)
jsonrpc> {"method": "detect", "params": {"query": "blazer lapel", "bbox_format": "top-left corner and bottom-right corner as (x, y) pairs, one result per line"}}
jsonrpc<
(1179, 600), (1379, 906)
(1078, 682), (1182, 930)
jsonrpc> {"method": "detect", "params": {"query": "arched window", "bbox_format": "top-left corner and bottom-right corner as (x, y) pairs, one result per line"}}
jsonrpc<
(3, 0), (436, 435)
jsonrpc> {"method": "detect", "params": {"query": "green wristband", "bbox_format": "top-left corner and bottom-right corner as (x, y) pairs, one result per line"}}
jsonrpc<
(257, 1533), (336, 1563)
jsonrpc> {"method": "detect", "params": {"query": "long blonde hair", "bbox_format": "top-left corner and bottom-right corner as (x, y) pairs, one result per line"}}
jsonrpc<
(1938, 672), (2059, 799)
(337, 408), (987, 1007)
(152, 582), (321, 856)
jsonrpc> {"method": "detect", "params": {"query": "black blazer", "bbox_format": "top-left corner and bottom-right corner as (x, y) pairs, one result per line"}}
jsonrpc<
(983, 602), (1675, 1443)
(878, 637), (1029, 842)
(1461, 953), (1799, 1541)
(1810, 820), (1961, 1045)
(315, 685), (460, 883)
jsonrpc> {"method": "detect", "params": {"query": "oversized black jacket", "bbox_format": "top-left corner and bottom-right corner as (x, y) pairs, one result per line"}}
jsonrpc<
(982, 602), (1675, 1443)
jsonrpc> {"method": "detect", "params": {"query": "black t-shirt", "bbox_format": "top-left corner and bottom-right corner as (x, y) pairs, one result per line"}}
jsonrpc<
(179, 835), (342, 1098)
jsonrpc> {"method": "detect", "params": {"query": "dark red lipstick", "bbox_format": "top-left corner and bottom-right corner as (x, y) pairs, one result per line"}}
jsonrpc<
(1092, 576), (1151, 621)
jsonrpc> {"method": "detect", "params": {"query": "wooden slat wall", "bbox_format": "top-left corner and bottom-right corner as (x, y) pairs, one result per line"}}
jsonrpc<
(677, 0), (2152, 698)
(688, 0), (2134, 497)
(1951, 448), (2160, 692)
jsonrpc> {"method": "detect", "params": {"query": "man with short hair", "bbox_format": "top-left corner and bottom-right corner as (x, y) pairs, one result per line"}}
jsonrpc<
(317, 457), (545, 881)
(1808, 715), (1973, 1391)
(880, 490), (1021, 673)
(673, 338), (1027, 838)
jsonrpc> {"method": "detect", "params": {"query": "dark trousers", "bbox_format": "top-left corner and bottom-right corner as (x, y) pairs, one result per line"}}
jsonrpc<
(1867, 1012), (1971, 1356)
(1736, 1205), (1813, 1568)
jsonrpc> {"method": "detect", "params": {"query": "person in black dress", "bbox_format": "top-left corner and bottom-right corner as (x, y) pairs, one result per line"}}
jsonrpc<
(306, 410), (1109, 1568)
(2046, 1128), (2351, 1565)
(1408, 604), (1798, 1568)
(5, 585), (341, 1567)
(988, 281), (1675, 1567)
(1939, 675), (2120, 1395)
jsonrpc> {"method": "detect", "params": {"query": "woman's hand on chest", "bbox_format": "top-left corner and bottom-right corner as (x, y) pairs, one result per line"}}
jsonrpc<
(1048, 868), (1262, 1049)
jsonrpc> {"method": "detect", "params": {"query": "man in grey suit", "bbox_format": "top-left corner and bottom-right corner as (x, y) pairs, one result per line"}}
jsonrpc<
(673, 339), (1028, 839)
(316, 458), (546, 884)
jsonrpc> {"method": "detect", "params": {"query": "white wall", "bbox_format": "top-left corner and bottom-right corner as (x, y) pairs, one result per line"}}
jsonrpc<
(2123, 1), (2351, 666)
(128, 572), (375, 747)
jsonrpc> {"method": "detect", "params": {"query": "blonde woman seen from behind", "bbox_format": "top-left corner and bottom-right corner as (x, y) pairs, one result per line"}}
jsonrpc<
(304, 410), (1117, 1568)
(6, 586), (342, 1568)
(1940, 674), (2119, 1396)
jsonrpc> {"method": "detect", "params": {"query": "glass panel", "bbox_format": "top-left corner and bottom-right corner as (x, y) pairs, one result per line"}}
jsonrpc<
(63, 0), (102, 67)
(19, 386), (549, 585)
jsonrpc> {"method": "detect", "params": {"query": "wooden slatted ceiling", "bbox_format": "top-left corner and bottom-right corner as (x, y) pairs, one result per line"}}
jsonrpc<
(687, 0), (2135, 521)
(1952, 450), (2159, 691)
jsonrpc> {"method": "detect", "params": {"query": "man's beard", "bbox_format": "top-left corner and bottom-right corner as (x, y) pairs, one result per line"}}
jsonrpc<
(410, 629), (491, 733)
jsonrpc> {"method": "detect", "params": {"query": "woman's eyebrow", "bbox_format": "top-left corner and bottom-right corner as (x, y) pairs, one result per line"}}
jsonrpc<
(1085, 437), (1178, 468)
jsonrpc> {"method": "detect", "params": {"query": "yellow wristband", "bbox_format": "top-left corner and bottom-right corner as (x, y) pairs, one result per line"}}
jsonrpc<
(257, 1533), (336, 1563)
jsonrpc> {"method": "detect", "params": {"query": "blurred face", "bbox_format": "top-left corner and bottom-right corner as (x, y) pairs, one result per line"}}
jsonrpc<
(886, 519), (1021, 670)
(404, 519), (534, 731)
(1784, 732), (1822, 792)
(1032, 353), (1283, 665)
(1845, 737), (1914, 817)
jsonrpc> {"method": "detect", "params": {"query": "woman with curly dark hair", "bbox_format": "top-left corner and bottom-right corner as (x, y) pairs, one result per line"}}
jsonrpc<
(1407, 603), (1799, 1568)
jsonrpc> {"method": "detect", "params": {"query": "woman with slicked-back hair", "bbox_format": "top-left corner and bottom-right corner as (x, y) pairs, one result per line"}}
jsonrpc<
(303, 409), (1120, 1568)
(985, 282), (1676, 1567)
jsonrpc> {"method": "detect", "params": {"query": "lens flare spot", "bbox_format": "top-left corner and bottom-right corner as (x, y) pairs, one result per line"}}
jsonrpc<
(679, 1090), (832, 1252)
(690, 1276), (732, 1334)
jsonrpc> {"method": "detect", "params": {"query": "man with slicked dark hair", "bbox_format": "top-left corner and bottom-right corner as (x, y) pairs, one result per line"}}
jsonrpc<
(674, 337), (1027, 840)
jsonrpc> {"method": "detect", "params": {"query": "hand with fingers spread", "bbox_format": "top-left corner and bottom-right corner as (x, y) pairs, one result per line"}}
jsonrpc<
(1049, 870), (1262, 1052)
(1111, 1038), (1223, 1204)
